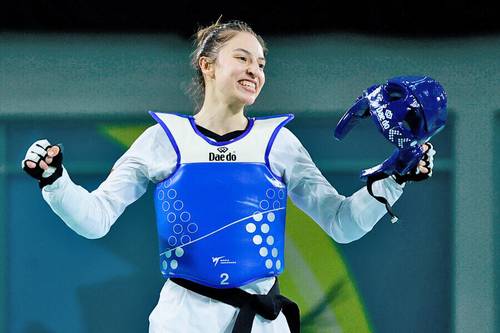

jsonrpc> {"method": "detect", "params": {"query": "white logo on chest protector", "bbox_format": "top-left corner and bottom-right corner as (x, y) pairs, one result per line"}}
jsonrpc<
(212, 256), (237, 266)
(212, 256), (225, 266)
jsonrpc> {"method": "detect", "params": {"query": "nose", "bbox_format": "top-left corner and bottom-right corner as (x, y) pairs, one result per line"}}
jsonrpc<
(246, 62), (259, 78)
(246, 67), (256, 78)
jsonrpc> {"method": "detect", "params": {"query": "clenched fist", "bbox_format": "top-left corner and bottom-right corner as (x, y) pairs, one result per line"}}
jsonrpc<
(393, 142), (436, 184)
(22, 139), (64, 189)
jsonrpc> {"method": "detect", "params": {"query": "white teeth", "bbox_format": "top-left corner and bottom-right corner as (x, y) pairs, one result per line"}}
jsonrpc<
(239, 80), (256, 90)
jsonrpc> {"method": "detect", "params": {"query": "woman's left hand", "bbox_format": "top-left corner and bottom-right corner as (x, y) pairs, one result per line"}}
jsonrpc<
(416, 142), (435, 176)
(392, 142), (436, 184)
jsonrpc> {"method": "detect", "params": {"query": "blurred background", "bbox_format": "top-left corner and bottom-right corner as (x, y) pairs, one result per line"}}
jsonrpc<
(1, 1), (498, 332)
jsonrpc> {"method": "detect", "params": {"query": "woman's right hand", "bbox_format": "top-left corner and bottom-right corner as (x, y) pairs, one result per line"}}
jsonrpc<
(22, 139), (64, 188)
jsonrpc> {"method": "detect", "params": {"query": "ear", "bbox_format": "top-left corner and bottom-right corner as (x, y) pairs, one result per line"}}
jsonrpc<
(199, 57), (215, 80)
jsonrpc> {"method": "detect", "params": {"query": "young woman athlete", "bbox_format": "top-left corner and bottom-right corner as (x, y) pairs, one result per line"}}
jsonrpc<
(22, 19), (435, 333)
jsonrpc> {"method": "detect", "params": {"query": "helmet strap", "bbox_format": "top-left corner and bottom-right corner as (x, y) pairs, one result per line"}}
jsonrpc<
(366, 174), (399, 223)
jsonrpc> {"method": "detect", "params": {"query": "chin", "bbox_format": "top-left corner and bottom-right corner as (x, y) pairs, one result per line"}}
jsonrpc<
(239, 92), (259, 106)
(245, 98), (256, 106)
(232, 84), (261, 106)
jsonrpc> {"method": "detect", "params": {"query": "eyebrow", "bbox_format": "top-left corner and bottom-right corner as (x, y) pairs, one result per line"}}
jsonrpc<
(233, 48), (266, 62)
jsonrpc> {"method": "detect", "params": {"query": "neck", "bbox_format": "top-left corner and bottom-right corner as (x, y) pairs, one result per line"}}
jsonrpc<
(195, 100), (248, 136)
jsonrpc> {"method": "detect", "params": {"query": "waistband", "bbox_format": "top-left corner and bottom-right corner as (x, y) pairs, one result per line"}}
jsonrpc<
(171, 277), (300, 333)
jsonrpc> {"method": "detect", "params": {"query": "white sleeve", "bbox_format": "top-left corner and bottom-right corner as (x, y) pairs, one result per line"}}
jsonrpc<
(268, 127), (405, 244)
(41, 124), (177, 239)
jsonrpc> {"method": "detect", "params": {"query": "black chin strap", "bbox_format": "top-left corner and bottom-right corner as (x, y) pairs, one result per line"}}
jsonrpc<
(366, 174), (399, 223)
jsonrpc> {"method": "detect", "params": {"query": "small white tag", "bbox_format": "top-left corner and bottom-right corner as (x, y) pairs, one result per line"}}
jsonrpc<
(42, 166), (56, 178)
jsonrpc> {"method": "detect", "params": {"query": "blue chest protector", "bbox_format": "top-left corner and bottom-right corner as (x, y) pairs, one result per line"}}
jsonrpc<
(150, 111), (294, 288)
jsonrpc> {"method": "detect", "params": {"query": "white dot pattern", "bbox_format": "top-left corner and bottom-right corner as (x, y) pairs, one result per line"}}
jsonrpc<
(174, 200), (184, 210)
(253, 212), (263, 222)
(388, 129), (411, 148)
(187, 223), (199, 233)
(180, 212), (191, 222)
(167, 212), (176, 223)
(240, 188), (287, 271)
(173, 224), (183, 234)
(253, 235), (263, 245)
(174, 200), (184, 211)
(158, 190), (165, 201)
(175, 247), (184, 257)
(181, 235), (191, 244)
(158, 182), (205, 275)
(162, 244), (186, 273)
(161, 185), (287, 275)
(259, 200), (270, 210)
(246, 223), (256, 233)
(168, 236), (177, 246)
(267, 212), (275, 222)
(167, 189), (177, 199)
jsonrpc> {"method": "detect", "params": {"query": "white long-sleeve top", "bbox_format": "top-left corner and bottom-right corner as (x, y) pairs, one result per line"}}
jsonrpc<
(41, 122), (404, 332)
(42, 123), (403, 242)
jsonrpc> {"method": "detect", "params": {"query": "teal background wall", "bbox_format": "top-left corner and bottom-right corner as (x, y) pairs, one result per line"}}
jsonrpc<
(1, 32), (498, 332)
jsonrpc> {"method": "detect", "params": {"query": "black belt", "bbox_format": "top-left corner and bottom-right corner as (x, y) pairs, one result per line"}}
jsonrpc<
(171, 278), (300, 333)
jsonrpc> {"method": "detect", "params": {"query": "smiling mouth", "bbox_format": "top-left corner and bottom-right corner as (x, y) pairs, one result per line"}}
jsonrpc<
(237, 80), (257, 93)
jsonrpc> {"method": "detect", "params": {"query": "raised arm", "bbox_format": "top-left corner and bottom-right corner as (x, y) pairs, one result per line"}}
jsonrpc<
(22, 124), (177, 239)
(269, 127), (404, 244)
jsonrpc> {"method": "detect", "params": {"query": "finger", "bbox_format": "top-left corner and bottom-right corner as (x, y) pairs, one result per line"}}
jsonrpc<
(422, 143), (430, 153)
(30, 145), (48, 157)
(25, 160), (37, 168)
(418, 165), (430, 174)
(428, 147), (436, 157)
(425, 142), (436, 156)
(39, 160), (49, 170)
(47, 145), (60, 157)
(25, 151), (42, 163)
(45, 156), (53, 164)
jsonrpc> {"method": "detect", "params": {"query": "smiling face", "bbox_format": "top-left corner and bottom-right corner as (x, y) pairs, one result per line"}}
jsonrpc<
(201, 32), (266, 108)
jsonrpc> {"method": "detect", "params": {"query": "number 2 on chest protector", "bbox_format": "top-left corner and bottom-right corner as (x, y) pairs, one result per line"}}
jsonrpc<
(220, 273), (229, 285)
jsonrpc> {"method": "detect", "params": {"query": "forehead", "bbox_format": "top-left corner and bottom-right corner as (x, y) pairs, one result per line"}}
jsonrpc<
(220, 32), (265, 58)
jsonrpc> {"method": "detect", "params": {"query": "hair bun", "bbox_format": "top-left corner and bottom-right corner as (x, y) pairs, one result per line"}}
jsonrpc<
(194, 16), (224, 47)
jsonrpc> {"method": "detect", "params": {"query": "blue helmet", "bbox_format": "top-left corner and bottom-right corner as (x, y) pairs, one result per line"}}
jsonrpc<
(334, 76), (447, 180)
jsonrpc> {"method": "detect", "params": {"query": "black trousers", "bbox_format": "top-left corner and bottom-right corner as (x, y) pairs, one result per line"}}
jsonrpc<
(171, 278), (300, 333)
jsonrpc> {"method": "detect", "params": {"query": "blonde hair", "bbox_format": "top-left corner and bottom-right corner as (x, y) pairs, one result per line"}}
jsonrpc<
(187, 18), (268, 112)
